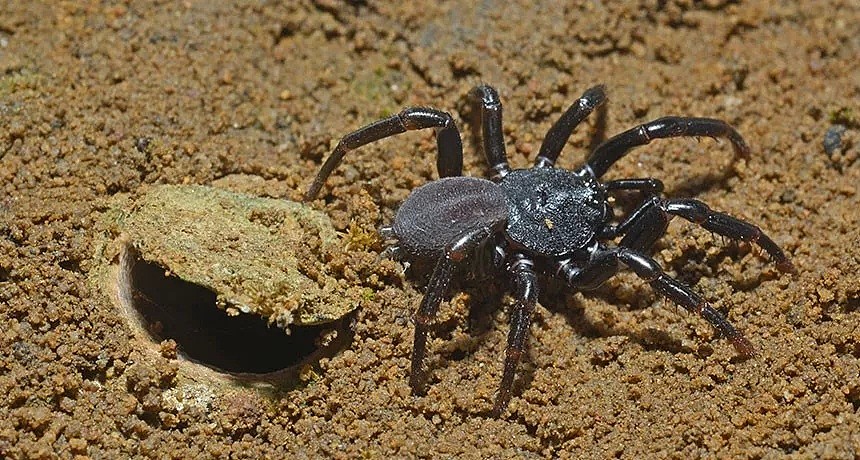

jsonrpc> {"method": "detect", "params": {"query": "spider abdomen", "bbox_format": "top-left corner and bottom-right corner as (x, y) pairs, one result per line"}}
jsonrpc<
(392, 176), (509, 258)
(500, 168), (609, 257)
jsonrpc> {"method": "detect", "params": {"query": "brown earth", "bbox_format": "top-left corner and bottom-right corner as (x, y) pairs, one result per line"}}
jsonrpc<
(1, 1), (859, 458)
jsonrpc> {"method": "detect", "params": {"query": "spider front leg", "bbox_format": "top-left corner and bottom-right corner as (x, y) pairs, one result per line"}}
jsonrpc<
(618, 196), (796, 273)
(494, 255), (538, 416)
(581, 117), (751, 178)
(305, 107), (464, 200)
(410, 221), (506, 393)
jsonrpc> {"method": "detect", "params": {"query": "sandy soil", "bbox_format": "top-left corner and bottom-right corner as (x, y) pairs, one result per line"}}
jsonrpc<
(1, 1), (859, 458)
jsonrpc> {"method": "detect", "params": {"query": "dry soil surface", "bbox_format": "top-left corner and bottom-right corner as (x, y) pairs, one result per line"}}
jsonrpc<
(1, 1), (859, 459)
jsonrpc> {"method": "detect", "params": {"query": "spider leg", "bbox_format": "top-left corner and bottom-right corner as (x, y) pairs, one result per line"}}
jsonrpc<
(598, 179), (665, 239)
(580, 117), (751, 178)
(618, 197), (795, 273)
(376, 225), (403, 261)
(410, 220), (506, 393)
(556, 245), (754, 356)
(535, 85), (607, 168)
(556, 246), (620, 291)
(470, 85), (511, 179)
(376, 245), (402, 262)
(612, 247), (756, 357)
(603, 178), (664, 193)
(494, 255), (538, 416)
(305, 108), (463, 200)
(379, 225), (396, 239)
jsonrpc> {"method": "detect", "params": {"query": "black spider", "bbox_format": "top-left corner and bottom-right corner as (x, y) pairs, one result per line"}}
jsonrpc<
(304, 84), (795, 415)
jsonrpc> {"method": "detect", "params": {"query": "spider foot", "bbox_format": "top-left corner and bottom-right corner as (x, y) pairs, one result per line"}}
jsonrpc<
(775, 257), (798, 275)
(409, 310), (436, 395)
(729, 332), (757, 358)
(408, 369), (428, 395)
(492, 347), (523, 416)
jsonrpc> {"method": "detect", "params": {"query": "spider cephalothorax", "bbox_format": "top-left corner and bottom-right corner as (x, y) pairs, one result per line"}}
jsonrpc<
(305, 84), (795, 415)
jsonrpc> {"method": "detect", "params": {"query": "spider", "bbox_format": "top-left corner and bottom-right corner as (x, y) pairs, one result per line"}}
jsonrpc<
(304, 84), (795, 415)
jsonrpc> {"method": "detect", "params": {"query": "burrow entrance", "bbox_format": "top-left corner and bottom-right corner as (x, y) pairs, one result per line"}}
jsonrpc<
(118, 250), (349, 377)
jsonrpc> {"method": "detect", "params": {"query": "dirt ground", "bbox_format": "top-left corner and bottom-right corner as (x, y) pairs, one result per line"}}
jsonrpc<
(1, 1), (859, 458)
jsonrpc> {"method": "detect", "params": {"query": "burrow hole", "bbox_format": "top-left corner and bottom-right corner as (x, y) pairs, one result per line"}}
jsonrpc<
(121, 250), (347, 376)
